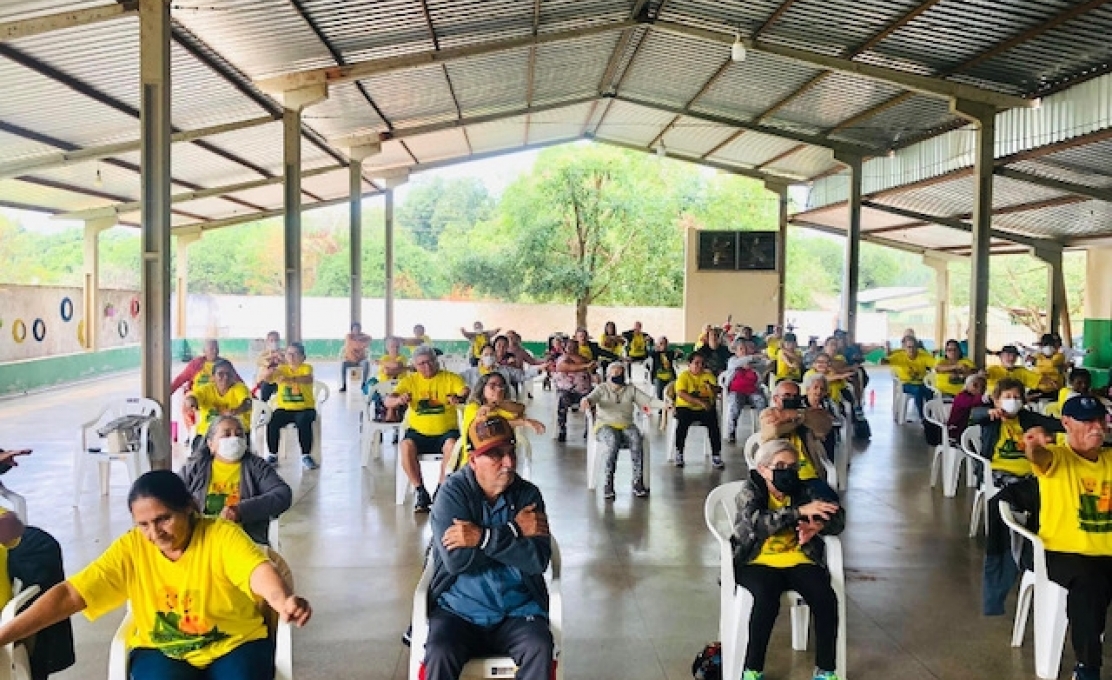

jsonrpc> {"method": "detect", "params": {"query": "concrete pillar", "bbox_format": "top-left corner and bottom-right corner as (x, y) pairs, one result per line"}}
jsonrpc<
(1033, 245), (1065, 334)
(923, 254), (951, 349)
(1083, 248), (1112, 373)
(343, 139), (381, 329)
(833, 153), (862, 340)
(139, 0), (172, 426)
(81, 217), (114, 351)
(380, 171), (409, 338)
(765, 180), (789, 328)
(174, 230), (201, 338)
(952, 100), (997, 367)
(279, 85), (328, 343)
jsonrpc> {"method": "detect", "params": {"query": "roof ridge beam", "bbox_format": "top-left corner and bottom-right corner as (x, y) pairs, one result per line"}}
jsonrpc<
(613, 94), (877, 156)
(256, 20), (638, 93)
(1, 1), (138, 42)
(377, 95), (600, 141)
(649, 21), (1033, 110)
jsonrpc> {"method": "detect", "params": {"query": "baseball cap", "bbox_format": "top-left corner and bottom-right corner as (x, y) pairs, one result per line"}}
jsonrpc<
(998, 345), (1020, 356)
(1062, 396), (1109, 422)
(469, 416), (517, 457)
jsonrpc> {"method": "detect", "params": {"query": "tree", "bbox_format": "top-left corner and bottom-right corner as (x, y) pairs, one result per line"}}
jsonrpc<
(397, 177), (493, 250)
(949, 252), (1086, 334)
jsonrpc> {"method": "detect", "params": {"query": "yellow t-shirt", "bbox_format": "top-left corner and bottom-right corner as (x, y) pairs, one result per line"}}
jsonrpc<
(992, 418), (1032, 477)
(457, 402), (521, 469)
(675, 370), (717, 410)
(1034, 444), (1112, 555)
(936, 359), (976, 396)
(1033, 353), (1066, 391)
(887, 350), (935, 385)
(191, 361), (216, 391)
(627, 332), (649, 358)
(654, 352), (676, 381)
(204, 459), (242, 517)
(377, 354), (409, 382)
(470, 333), (490, 359)
(394, 370), (467, 436)
(192, 383), (252, 436)
(273, 364), (315, 411)
(68, 519), (269, 668)
(775, 352), (802, 382)
(577, 344), (595, 362)
(805, 369), (845, 403)
(749, 493), (812, 568)
(765, 338), (781, 360)
(0, 509), (17, 610)
(985, 365), (1040, 393)
(786, 432), (819, 482)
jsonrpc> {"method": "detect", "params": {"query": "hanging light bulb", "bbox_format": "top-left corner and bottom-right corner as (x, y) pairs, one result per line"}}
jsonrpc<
(94, 166), (103, 188)
(731, 31), (746, 62)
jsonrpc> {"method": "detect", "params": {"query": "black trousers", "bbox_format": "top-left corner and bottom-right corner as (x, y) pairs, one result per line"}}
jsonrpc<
(423, 608), (553, 680)
(674, 407), (721, 455)
(736, 563), (838, 673)
(1046, 552), (1112, 669)
(266, 408), (317, 457)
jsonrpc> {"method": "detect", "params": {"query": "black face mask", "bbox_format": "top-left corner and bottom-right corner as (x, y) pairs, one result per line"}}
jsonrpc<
(610, 375), (626, 386)
(771, 468), (801, 494)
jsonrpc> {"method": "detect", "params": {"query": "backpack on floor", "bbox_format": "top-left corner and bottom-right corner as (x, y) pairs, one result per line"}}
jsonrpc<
(691, 642), (721, 680)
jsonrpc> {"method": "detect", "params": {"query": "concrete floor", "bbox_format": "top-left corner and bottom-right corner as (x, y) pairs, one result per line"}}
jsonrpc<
(0, 364), (1099, 679)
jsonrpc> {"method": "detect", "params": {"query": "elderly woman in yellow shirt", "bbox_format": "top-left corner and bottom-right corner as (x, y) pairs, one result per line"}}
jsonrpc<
(0, 470), (310, 680)
(933, 339), (977, 399)
(258, 342), (318, 470)
(881, 335), (936, 420)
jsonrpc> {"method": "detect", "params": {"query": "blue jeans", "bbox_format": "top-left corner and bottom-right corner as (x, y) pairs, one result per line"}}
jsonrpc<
(129, 638), (275, 680)
(902, 382), (931, 419)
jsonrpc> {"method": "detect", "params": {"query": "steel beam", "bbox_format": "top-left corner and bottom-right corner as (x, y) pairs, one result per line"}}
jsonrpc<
(995, 167), (1112, 204)
(173, 194), (364, 233)
(790, 219), (941, 256)
(835, 153), (863, 340)
(614, 94), (876, 156)
(257, 20), (638, 93)
(139, 0), (172, 458)
(860, 200), (1047, 249)
(649, 21), (1034, 110)
(0, 116), (274, 181)
(596, 137), (798, 183)
(284, 108), (304, 344)
(1, 2), (137, 42)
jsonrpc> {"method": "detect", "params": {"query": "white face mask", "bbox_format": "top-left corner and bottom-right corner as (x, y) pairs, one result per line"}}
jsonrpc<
(1041, 346), (1054, 357)
(216, 436), (247, 462)
(1000, 398), (1023, 416)
(481, 355), (496, 367)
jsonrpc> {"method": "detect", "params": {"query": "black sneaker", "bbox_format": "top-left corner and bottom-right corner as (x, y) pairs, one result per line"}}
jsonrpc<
(727, 435), (737, 445)
(267, 454), (278, 465)
(603, 483), (616, 500)
(557, 431), (567, 443)
(633, 480), (649, 498)
(712, 454), (725, 470)
(583, 429), (588, 440)
(302, 455), (319, 471)
(1073, 664), (1099, 680)
(414, 486), (433, 513)
(674, 453), (685, 468)
(401, 624), (412, 647)
(339, 386), (347, 393)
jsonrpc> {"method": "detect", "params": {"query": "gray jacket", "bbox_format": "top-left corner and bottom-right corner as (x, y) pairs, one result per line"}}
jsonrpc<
(584, 383), (654, 430)
(179, 451), (293, 545)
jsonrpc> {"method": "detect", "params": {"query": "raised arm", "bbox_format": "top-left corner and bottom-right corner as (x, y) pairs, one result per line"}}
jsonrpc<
(1023, 427), (1054, 473)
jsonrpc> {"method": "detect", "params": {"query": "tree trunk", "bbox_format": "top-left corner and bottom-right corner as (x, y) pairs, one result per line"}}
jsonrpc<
(575, 295), (589, 330)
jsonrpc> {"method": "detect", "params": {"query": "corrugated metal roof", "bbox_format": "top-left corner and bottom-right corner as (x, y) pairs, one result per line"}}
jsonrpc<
(299, 0), (431, 62)
(761, 145), (837, 179)
(771, 72), (906, 133)
(692, 52), (825, 122)
(873, 173), (1070, 218)
(707, 131), (802, 169)
(531, 31), (618, 105)
(827, 94), (956, 150)
(358, 65), (459, 129)
(658, 0), (785, 38)
(619, 29), (729, 108)
(427, 0), (535, 50)
(402, 128), (472, 164)
(445, 46), (530, 119)
(0, 1), (110, 22)
(302, 82), (388, 139)
(466, 113), (530, 153)
(992, 199), (1112, 240)
(527, 102), (596, 145)
(594, 99), (681, 147)
(659, 117), (736, 158)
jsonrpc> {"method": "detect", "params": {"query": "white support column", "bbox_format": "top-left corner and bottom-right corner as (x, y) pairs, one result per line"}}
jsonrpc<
(280, 85), (328, 343)
(952, 99), (997, 367)
(1034, 244), (1068, 343)
(342, 138), (381, 329)
(378, 170), (409, 338)
(764, 180), (789, 328)
(834, 153), (862, 340)
(923, 254), (951, 349)
(175, 230), (201, 338)
(82, 217), (114, 351)
(139, 0), (172, 430)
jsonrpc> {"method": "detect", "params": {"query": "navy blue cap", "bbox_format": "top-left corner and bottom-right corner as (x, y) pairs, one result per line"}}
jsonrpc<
(1062, 396), (1108, 422)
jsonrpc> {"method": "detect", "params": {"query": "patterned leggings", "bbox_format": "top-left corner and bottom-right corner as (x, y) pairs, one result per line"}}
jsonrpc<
(557, 390), (589, 431)
(596, 425), (644, 483)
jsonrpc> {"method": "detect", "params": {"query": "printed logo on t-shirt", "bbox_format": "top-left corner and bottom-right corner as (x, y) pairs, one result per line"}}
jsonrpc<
(416, 393), (446, 416)
(1078, 478), (1112, 533)
(152, 587), (230, 658)
(282, 385), (305, 403)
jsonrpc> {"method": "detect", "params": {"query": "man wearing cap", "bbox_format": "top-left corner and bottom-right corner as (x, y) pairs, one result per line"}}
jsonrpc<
(421, 416), (553, 680)
(1024, 396), (1112, 680)
(984, 345), (1040, 396)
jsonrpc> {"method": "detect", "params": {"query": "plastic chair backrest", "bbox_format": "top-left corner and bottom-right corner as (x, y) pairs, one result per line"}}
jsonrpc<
(999, 500), (1048, 580)
(924, 371), (938, 390)
(743, 433), (762, 468)
(924, 398), (946, 428)
(313, 381), (330, 406)
(961, 425), (984, 460)
(704, 481), (745, 538)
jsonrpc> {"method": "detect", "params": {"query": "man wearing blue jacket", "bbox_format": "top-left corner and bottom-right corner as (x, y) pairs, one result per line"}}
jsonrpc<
(423, 415), (553, 680)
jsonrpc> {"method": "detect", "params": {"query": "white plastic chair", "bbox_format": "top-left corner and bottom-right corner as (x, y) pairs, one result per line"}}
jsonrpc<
(891, 375), (914, 424)
(408, 537), (563, 680)
(343, 364), (366, 401)
(585, 409), (652, 491)
(0, 579), (40, 680)
(250, 399), (273, 458)
(704, 482), (847, 680)
(1000, 501), (1069, 680)
(277, 381), (329, 463)
(924, 398), (961, 498)
(959, 425), (994, 537)
(395, 436), (450, 506)
(665, 398), (717, 464)
(359, 381), (404, 467)
(0, 482), (27, 525)
(108, 600), (294, 680)
(74, 397), (163, 505)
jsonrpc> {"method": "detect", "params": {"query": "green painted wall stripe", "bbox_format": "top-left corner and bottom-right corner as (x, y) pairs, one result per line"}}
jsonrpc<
(0, 345), (141, 396)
